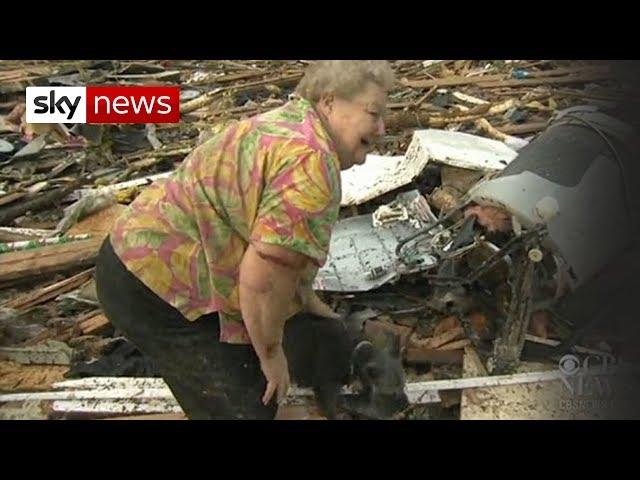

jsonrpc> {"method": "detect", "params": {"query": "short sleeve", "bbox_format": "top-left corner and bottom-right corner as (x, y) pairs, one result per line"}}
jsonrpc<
(250, 150), (340, 267)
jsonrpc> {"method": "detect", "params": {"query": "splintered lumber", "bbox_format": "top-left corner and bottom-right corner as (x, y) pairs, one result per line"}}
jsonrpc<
(75, 171), (173, 199)
(401, 66), (610, 89)
(438, 339), (472, 351)
(22, 309), (103, 346)
(52, 399), (184, 416)
(180, 73), (303, 114)
(78, 313), (110, 335)
(401, 74), (508, 89)
(0, 341), (74, 365)
(524, 334), (611, 356)
(0, 227), (56, 240)
(498, 122), (549, 136)
(429, 326), (465, 349)
(0, 180), (84, 226)
(105, 413), (187, 420)
(0, 192), (27, 208)
(0, 361), (69, 392)
(0, 237), (103, 283)
(385, 99), (517, 130)
(1, 268), (94, 310)
(0, 377), (441, 409)
(405, 347), (464, 365)
(476, 70), (613, 89)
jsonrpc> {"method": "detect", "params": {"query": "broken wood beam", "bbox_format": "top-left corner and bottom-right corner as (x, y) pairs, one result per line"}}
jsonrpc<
(74, 171), (173, 200)
(23, 308), (104, 346)
(34, 376), (443, 406)
(385, 99), (517, 130)
(489, 254), (536, 374)
(524, 334), (612, 357)
(552, 87), (640, 104)
(408, 370), (567, 392)
(429, 326), (465, 349)
(401, 66), (611, 90)
(477, 70), (612, 89)
(405, 347), (464, 365)
(0, 237), (103, 283)
(1, 268), (95, 310)
(104, 413), (187, 420)
(400, 73), (508, 89)
(0, 226), (56, 241)
(51, 399), (183, 417)
(0, 192), (27, 208)
(0, 341), (74, 365)
(0, 178), (85, 226)
(497, 121), (549, 136)
(78, 313), (110, 335)
(180, 73), (303, 114)
(438, 338), (472, 351)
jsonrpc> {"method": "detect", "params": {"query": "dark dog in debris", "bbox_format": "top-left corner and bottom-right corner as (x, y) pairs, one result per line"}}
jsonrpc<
(283, 313), (409, 419)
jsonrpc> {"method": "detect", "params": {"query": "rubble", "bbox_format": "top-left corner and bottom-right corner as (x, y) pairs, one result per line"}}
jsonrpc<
(407, 129), (518, 172)
(341, 154), (426, 206)
(1, 59), (637, 420)
(0, 340), (74, 365)
(312, 197), (439, 292)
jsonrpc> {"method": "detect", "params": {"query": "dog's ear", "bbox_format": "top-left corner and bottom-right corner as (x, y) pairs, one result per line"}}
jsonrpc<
(352, 340), (375, 366)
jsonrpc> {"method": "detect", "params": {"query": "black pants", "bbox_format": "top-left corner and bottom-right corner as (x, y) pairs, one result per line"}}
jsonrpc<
(95, 238), (278, 420)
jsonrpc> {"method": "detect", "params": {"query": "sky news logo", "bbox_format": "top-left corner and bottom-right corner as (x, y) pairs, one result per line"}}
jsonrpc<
(26, 86), (180, 124)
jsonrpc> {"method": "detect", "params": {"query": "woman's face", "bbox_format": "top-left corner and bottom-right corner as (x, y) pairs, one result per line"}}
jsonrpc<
(317, 82), (388, 170)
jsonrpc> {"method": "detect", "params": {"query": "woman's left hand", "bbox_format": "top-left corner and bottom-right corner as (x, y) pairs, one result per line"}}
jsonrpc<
(298, 287), (341, 320)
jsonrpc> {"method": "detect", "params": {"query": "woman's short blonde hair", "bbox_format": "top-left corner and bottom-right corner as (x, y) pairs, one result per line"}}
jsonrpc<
(295, 60), (395, 103)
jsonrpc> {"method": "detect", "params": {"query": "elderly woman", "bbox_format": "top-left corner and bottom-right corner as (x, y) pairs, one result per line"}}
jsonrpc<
(94, 60), (395, 419)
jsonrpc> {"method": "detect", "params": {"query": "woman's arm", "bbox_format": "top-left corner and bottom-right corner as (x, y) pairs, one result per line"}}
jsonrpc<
(239, 241), (308, 405)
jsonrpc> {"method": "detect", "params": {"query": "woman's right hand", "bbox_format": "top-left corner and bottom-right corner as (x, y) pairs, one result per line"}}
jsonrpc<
(260, 345), (291, 406)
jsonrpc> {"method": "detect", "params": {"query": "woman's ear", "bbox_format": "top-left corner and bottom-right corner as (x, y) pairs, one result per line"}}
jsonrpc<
(317, 94), (335, 115)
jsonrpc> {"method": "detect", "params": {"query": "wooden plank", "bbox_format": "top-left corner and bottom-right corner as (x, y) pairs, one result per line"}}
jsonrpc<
(439, 338), (472, 351)
(0, 192), (27, 208)
(409, 370), (566, 392)
(0, 361), (69, 392)
(180, 73), (303, 114)
(429, 326), (465, 349)
(525, 334), (611, 356)
(459, 348), (577, 420)
(75, 171), (173, 199)
(0, 226), (56, 239)
(0, 237), (103, 283)
(78, 313), (110, 335)
(53, 377), (168, 390)
(0, 342), (73, 365)
(52, 399), (183, 417)
(401, 66), (611, 90)
(47, 376), (442, 406)
(1, 268), (94, 310)
(0, 388), (176, 402)
(498, 121), (548, 136)
(477, 70), (612, 89)
(405, 347), (464, 365)
(105, 413), (187, 420)
(400, 73), (508, 89)
(59, 403), (329, 420)
(21, 308), (104, 346)
(0, 179), (85, 226)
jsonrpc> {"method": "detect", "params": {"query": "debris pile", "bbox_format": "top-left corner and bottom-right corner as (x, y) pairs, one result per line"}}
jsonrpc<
(1, 59), (638, 420)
